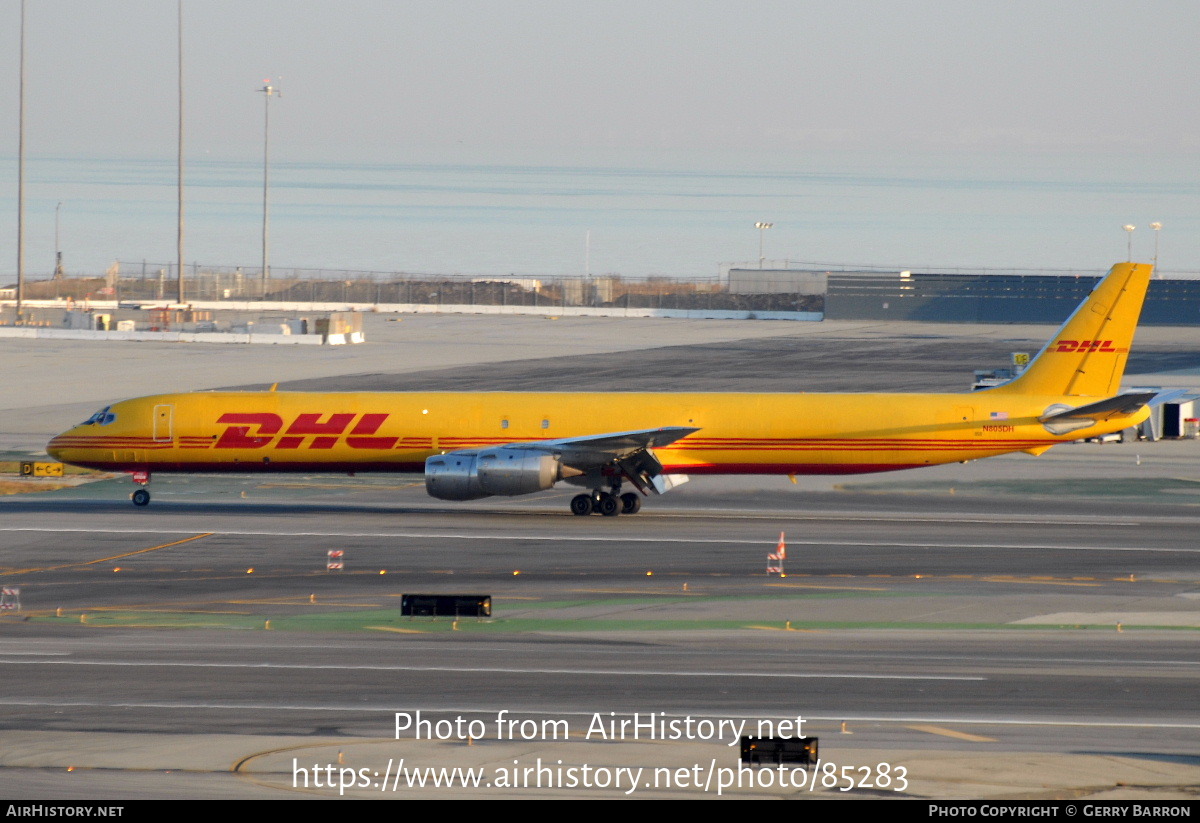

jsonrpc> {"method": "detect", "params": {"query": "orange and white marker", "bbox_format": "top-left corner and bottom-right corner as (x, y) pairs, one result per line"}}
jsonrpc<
(767, 531), (786, 575)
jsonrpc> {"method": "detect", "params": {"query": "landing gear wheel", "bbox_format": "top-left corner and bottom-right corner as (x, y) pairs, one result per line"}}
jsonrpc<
(131, 488), (151, 507)
(596, 492), (620, 517)
(570, 494), (594, 516)
(619, 492), (642, 514)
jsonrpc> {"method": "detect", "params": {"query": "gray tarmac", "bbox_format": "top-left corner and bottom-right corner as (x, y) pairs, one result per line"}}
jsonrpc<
(0, 313), (1197, 799)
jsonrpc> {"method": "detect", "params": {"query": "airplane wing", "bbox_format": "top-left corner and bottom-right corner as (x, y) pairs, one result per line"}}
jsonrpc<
(425, 426), (700, 503)
(504, 425), (700, 494)
(530, 426), (700, 458)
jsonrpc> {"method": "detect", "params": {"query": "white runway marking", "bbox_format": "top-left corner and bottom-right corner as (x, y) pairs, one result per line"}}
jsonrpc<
(0, 698), (1196, 731)
(0, 657), (983, 681)
(0, 650), (69, 656)
(0, 525), (1194, 553)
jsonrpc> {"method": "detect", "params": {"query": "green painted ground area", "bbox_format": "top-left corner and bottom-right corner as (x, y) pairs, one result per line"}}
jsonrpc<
(511, 591), (917, 611)
(30, 610), (1197, 634)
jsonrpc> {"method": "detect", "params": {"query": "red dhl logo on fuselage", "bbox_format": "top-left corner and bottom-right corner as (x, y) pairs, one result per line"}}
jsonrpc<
(215, 412), (397, 450)
(1052, 339), (1126, 353)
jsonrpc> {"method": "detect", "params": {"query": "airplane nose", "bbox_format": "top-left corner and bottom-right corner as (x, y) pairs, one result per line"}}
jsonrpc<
(46, 433), (67, 460)
(46, 427), (82, 461)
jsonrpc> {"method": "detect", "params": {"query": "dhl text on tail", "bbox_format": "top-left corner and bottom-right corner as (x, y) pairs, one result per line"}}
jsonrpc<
(49, 262), (1159, 516)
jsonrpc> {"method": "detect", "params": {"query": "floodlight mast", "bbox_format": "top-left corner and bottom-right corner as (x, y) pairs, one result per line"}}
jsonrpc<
(756, 222), (773, 269)
(260, 81), (281, 290)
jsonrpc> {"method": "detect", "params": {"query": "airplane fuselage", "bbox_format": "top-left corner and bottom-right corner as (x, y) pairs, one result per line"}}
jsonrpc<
(47, 388), (1146, 476)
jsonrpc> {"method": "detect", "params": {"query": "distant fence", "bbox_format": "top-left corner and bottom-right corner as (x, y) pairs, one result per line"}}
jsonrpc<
(14, 264), (825, 314)
(10, 260), (1200, 324)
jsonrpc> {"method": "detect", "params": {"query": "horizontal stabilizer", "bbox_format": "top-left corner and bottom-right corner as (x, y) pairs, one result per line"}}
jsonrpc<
(1145, 388), (1191, 408)
(1039, 391), (1157, 423)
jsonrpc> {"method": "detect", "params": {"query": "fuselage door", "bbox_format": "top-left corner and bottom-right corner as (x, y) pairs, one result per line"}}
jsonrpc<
(153, 404), (174, 442)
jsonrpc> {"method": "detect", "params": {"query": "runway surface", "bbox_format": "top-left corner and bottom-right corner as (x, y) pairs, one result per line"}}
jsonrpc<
(0, 314), (1197, 798)
(1, 464), (1198, 798)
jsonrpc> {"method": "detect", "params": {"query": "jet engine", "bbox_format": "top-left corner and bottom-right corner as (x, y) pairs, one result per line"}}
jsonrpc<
(425, 448), (564, 500)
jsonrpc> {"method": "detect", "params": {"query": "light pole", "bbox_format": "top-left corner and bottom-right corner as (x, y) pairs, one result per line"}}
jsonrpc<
(176, 0), (185, 305)
(1150, 221), (1162, 275)
(16, 0), (25, 323)
(1122, 224), (1135, 262)
(259, 81), (281, 290)
(755, 221), (773, 269)
(54, 201), (63, 278)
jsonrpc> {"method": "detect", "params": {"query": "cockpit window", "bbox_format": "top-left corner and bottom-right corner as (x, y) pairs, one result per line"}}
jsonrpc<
(82, 406), (116, 426)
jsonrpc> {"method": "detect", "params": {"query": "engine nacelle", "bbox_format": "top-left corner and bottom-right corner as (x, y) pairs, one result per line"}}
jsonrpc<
(424, 452), (486, 500)
(425, 448), (562, 501)
(476, 448), (561, 496)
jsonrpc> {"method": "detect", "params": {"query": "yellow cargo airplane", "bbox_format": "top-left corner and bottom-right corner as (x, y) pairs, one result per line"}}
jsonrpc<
(49, 262), (1157, 516)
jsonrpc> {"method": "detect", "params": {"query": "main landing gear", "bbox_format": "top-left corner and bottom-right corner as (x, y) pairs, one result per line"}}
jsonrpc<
(570, 489), (643, 517)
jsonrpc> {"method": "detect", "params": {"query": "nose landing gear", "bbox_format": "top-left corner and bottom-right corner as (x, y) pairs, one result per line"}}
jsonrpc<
(129, 470), (151, 507)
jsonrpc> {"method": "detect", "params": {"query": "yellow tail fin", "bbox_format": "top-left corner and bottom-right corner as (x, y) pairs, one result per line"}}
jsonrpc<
(990, 262), (1152, 398)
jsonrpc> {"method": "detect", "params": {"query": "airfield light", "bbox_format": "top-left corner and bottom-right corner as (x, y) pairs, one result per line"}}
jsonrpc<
(1123, 224), (1136, 261)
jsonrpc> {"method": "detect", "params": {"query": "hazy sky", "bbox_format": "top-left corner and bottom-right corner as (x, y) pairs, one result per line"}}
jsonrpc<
(0, 1), (1197, 275)
(3, 1), (1197, 161)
